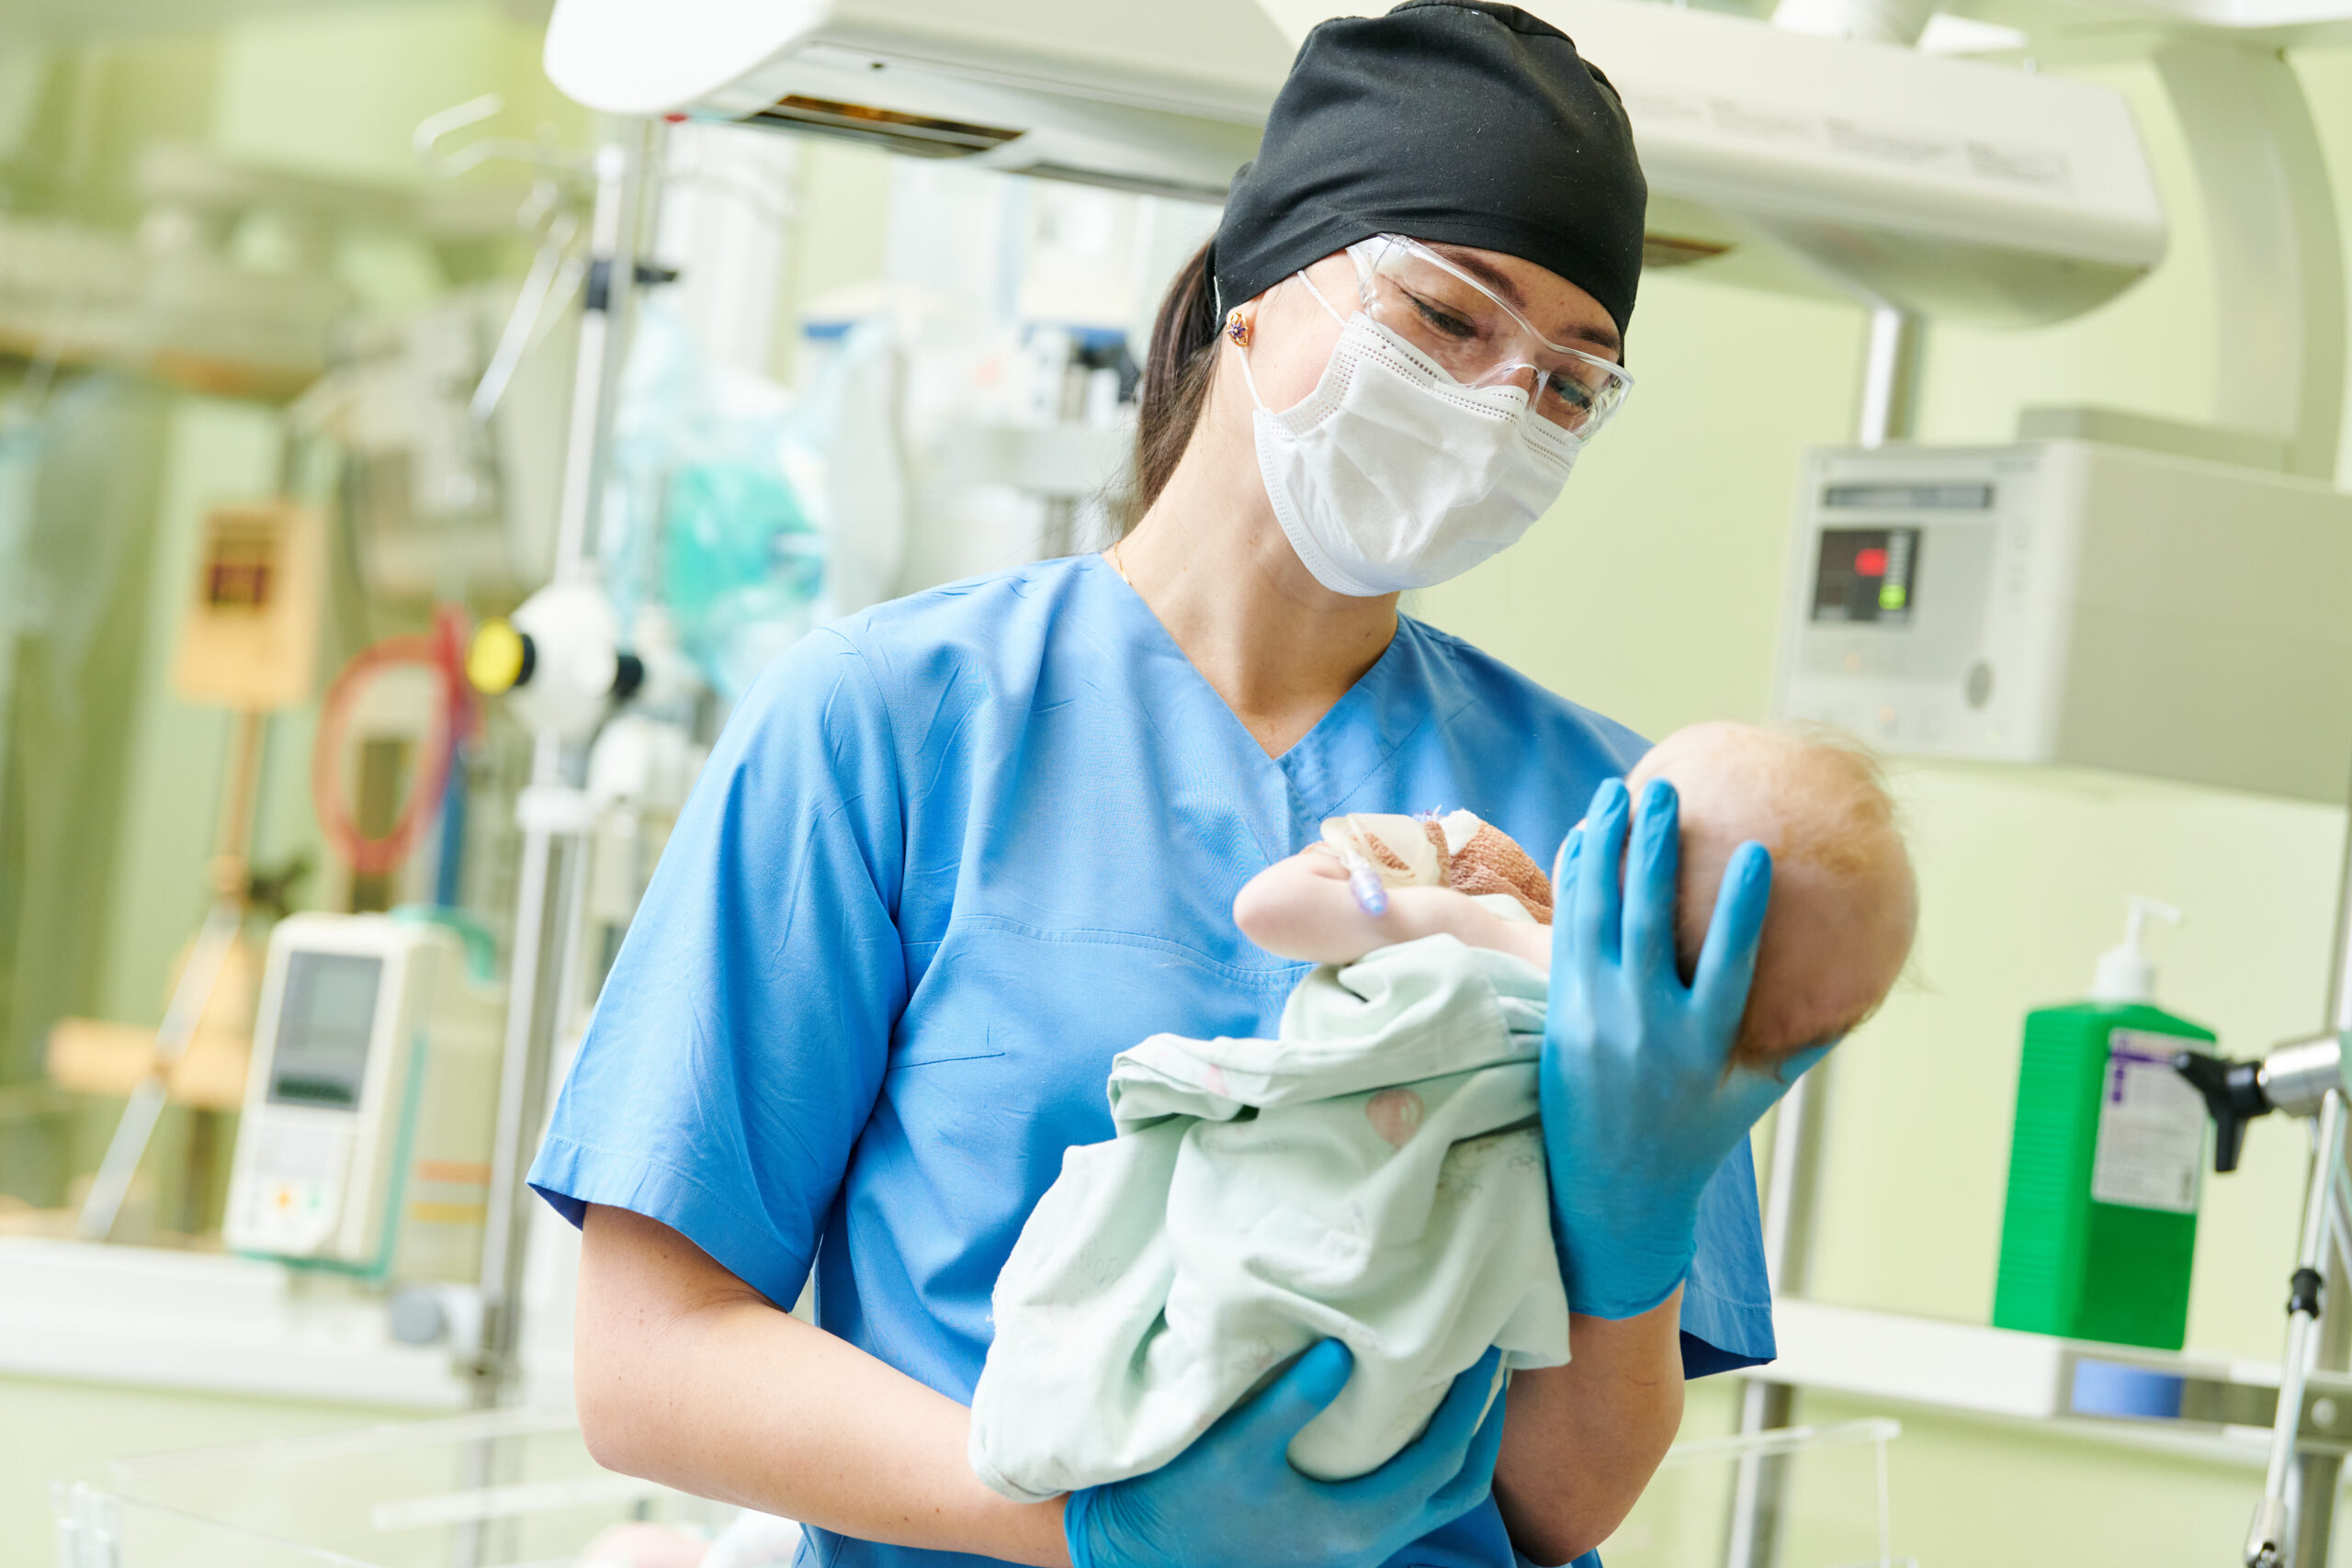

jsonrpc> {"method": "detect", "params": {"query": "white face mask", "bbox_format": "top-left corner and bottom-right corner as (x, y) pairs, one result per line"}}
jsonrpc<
(1239, 274), (1583, 598)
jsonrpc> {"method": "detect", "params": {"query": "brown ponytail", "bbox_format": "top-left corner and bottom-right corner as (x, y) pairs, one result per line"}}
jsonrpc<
(1126, 240), (1223, 527)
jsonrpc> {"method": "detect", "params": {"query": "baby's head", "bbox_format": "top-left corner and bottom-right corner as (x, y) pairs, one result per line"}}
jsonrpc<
(1623, 722), (1917, 1069)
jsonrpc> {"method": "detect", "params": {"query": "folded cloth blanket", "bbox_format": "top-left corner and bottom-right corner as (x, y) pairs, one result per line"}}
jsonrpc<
(967, 933), (1569, 1503)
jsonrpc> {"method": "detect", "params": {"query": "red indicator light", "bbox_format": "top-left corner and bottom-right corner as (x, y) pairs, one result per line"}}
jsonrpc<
(1854, 547), (1889, 578)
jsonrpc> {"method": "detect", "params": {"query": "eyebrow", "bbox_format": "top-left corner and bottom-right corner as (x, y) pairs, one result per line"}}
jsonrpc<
(1427, 243), (1624, 358)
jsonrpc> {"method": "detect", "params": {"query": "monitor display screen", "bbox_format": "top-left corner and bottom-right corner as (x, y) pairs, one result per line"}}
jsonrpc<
(267, 952), (384, 1109)
(1811, 527), (1922, 625)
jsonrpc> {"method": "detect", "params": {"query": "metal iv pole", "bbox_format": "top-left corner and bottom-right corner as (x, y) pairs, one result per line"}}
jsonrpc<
(2234, 811), (2352, 1567)
(447, 114), (661, 1568)
(467, 118), (659, 1406)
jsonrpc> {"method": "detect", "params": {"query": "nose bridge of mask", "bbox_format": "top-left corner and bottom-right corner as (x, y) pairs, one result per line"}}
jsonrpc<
(1349, 238), (1613, 421)
(1339, 272), (1544, 418)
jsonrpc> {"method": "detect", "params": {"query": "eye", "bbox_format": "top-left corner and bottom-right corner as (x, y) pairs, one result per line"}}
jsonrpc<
(1403, 288), (1478, 341)
(1541, 375), (1597, 417)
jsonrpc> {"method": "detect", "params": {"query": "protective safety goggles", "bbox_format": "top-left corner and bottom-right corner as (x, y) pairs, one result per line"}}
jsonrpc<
(1344, 233), (1634, 437)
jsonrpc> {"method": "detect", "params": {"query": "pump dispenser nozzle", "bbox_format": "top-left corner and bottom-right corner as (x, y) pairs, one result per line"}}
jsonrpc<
(2091, 897), (2182, 1004)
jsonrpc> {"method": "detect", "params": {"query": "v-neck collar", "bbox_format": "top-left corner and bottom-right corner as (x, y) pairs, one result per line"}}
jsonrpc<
(1076, 553), (1437, 833)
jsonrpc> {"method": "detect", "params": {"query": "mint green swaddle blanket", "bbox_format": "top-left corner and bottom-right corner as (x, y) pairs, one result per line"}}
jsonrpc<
(968, 933), (1570, 1503)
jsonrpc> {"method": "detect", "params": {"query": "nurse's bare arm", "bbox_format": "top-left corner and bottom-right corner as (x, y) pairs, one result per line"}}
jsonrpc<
(1232, 847), (1551, 968)
(575, 1204), (1072, 1567)
(1493, 1291), (1686, 1565)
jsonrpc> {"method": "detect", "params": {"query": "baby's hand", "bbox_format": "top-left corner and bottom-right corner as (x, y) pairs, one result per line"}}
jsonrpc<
(1234, 848), (1545, 969)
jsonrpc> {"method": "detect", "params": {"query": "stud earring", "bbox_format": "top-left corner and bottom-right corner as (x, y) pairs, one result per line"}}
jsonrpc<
(1226, 310), (1250, 346)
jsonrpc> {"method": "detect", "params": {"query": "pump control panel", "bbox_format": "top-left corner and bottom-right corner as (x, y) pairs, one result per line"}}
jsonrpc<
(225, 914), (501, 1281)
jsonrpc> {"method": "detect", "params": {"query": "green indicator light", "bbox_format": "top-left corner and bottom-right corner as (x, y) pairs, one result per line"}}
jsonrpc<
(1879, 584), (1907, 611)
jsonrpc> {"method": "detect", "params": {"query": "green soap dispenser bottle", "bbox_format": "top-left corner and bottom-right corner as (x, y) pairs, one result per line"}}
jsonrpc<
(1993, 897), (2217, 1351)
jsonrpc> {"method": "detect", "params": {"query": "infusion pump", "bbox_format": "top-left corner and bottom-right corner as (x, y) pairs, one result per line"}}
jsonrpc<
(225, 914), (502, 1281)
(1772, 441), (2352, 803)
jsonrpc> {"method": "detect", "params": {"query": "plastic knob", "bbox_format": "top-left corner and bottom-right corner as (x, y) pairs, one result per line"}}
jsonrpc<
(466, 618), (533, 695)
(387, 1288), (449, 1346)
(2172, 1051), (2270, 1174)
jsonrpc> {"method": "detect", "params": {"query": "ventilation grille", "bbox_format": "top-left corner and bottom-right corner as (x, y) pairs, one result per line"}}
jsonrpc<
(748, 95), (1024, 159)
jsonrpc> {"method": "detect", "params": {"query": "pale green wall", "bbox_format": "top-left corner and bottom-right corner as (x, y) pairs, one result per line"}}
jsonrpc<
(1420, 42), (2352, 1567)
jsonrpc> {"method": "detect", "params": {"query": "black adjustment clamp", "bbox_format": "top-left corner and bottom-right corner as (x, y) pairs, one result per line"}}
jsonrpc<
(2174, 1051), (2273, 1173)
(611, 652), (646, 703)
(583, 260), (684, 313)
(2290, 1267), (2326, 1319)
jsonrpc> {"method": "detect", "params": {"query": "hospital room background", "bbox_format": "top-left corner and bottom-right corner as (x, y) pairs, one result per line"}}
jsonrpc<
(6, 2), (2352, 1563)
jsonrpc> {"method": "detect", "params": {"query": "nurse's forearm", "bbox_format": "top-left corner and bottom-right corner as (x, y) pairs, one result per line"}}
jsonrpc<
(575, 1204), (1071, 1567)
(1491, 1289), (1685, 1565)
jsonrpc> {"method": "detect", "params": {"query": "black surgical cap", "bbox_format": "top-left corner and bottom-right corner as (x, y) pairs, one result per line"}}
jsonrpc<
(1214, 0), (1648, 341)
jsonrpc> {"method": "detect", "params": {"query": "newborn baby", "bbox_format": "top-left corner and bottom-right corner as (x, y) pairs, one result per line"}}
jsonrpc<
(968, 721), (1915, 1504)
(1238, 720), (1917, 1066)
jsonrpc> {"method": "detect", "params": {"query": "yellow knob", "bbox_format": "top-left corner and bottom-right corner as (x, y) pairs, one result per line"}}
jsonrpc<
(467, 618), (531, 695)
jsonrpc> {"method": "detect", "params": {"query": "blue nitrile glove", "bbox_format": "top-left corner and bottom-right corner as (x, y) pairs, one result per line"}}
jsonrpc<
(1544, 776), (1831, 1321)
(1064, 1341), (1508, 1568)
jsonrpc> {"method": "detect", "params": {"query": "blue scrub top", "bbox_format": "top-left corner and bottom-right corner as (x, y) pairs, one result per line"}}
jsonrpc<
(531, 554), (1776, 1568)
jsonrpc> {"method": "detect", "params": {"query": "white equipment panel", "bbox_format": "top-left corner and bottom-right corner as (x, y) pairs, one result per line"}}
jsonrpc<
(225, 914), (502, 1282)
(1772, 441), (2352, 802)
(546, 0), (2165, 325)
(544, 0), (1288, 204)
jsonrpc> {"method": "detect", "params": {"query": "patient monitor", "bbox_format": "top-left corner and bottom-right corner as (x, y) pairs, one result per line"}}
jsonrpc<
(1773, 441), (2352, 803)
(225, 914), (502, 1280)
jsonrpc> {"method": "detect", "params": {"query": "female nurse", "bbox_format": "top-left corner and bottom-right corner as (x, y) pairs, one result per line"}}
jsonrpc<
(531, 5), (1818, 1565)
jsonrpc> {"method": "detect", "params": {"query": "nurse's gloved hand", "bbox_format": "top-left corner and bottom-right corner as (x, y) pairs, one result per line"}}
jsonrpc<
(1063, 1341), (1507, 1568)
(1543, 776), (1829, 1321)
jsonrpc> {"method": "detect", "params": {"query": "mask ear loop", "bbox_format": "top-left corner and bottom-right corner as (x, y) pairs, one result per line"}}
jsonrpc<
(1232, 266), (1353, 412)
